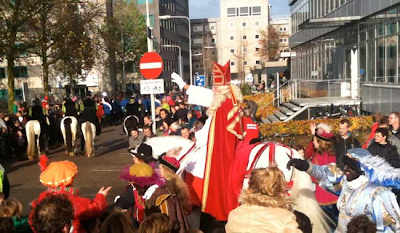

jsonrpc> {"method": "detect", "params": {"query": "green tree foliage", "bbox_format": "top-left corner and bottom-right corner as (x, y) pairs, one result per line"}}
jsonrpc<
(258, 25), (280, 62)
(0, 0), (40, 113)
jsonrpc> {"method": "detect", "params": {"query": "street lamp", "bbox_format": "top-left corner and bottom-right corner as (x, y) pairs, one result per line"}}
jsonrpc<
(162, 44), (182, 79)
(159, 15), (192, 85)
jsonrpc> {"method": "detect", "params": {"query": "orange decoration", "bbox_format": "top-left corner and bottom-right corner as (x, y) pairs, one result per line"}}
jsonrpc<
(40, 161), (78, 188)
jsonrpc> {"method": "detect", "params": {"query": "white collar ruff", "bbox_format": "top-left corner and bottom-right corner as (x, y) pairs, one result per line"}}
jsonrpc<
(143, 184), (159, 200)
(347, 175), (369, 190)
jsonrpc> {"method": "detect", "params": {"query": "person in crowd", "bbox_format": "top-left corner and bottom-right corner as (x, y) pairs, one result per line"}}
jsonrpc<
(137, 98), (145, 119)
(162, 118), (173, 136)
(293, 210), (312, 233)
(187, 110), (198, 130)
(96, 99), (104, 124)
(0, 165), (9, 200)
(169, 122), (181, 136)
(363, 112), (384, 149)
(13, 101), (20, 114)
(347, 215), (377, 233)
(157, 109), (170, 130)
(367, 127), (400, 166)
(170, 106), (177, 122)
(129, 127), (144, 150)
(115, 143), (157, 226)
(366, 118), (400, 156)
(15, 111), (26, 126)
(143, 126), (156, 142)
(110, 98), (122, 125)
(0, 217), (16, 233)
(241, 108), (260, 144)
(62, 97), (79, 118)
(257, 81), (265, 93)
(99, 210), (136, 233)
(0, 113), (7, 133)
(80, 92), (101, 154)
(225, 167), (301, 233)
(389, 112), (400, 140)
(173, 102), (188, 123)
(305, 123), (338, 227)
(30, 156), (111, 233)
(188, 132), (196, 142)
(143, 115), (153, 128)
(243, 99), (258, 121)
(31, 194), (74, 233)
(180, 127), (190, 140)
(161, 97), (170, 112)
(138, 213), (172, 233)
(287, 148), (400, 232)
(0, 197), (32, 233)
(119, 162), (189, 233)
(334, 119), (361, 170)
(159, 155), (191, 215)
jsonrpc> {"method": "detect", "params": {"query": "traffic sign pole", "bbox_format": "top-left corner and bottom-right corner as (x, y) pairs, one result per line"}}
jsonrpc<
(146, 0), (156, 134)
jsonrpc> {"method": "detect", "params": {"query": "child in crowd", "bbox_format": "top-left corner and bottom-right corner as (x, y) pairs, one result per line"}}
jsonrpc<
(0, 197), (32, 233)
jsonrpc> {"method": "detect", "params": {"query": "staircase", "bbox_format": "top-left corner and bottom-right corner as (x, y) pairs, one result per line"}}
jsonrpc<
(261, 99), (305, 123)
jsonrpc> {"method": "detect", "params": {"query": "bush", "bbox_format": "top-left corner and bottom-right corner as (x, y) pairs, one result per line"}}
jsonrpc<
(240, 84), (252, 96)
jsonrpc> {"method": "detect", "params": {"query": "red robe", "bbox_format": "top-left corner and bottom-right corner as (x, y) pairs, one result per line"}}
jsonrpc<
(202, 89), (245, 221)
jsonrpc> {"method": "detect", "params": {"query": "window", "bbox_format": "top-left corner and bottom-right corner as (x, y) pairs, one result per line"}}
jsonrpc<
(146, 14), (155, 27)
(230, 49), (235, 54)
(211, 51), (216, 56)
(279, 28), (283, 32)
(229, 22), (235, 29)
(13, 66), (28, 78)
(231, 61), (235, 66)
(227, 7), (236, 17)
(255, 47), (260, 52)
(255, 21), (259, 26)
(243, 47), (247, 53)
(137, 0), (153, 4)
(0, 68), (5, 79)
(229, 35), (235, 41)
(210, 25), (215, 31)
(256, 60), (260, 65)
(193, 26), (203, 32)
(239, 7), (249, 16)
(195, 63), (200, 68)
(193, 38), (203, 44)
(210, 38), (216, 43)
(283, 27), (287, 31)
(242, 22), (247, 27)
(242, 35), (247, 40)
(244, 61), (248, 66)
(279, 38), (283, 42)
(205, 26), (211, 31)
(252, 6), (261, 15)
(255, 34), (260, 39)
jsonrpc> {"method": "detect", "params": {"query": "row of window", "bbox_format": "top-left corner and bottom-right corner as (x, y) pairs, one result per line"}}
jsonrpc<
(228, 47), (260, 54)
(193, 25), (216, 32)
(193, 38), (216, 45)
(229, 34), (260, 41)
(227, 6), (262, 17)
(228, 21), (260, 29)
(0, 67), (28, 79)
(160, 20), (176, 32)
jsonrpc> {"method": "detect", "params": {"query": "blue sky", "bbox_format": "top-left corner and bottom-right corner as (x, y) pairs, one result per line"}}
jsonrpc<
(189, 0), (290, 19)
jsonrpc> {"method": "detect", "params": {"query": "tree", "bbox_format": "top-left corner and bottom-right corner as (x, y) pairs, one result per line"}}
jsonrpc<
(102, 1), (147, 91)
(232, 33), (248, 83)
(258, 25), (280, 62)
(51, 1), (104, 91)
(0, 0), (40, 113)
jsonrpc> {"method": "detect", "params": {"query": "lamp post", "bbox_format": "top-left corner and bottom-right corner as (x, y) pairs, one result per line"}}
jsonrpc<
(159, 15), (192, 85)
(162, 44), (182, 79)
(145, 0), (156, 133)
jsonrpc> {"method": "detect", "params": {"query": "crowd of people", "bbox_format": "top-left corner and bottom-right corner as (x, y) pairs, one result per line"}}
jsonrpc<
(1, 62), (400, 233)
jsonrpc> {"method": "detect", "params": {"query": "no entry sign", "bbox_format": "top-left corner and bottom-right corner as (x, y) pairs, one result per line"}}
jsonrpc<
(139, 52), (163, 79)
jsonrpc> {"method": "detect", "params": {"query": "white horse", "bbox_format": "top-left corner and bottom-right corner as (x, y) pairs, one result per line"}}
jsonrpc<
(60, 116), (78, 156)
(123, 115), (140, 136)
(146, 136), (331, 233)
(26, 120), (41, 160)
(81, 121), (96, 157)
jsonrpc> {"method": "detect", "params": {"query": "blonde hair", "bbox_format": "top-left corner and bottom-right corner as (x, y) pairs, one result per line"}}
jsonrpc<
(249, 167), (287, 198)
(0, 198), (23, 218)
(160, 164), (191, 213)
(207, 85), (243, 117)
(138, 213), (171, 233)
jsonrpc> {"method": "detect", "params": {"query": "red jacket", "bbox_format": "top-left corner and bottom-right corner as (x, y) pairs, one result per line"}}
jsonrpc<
(29, 187), (108, 233)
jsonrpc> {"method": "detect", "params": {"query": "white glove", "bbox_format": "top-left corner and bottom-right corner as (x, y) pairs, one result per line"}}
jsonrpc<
(171, 72), (186, 90)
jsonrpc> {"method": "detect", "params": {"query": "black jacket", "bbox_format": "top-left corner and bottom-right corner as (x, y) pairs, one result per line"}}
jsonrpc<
(80, 98), (98, 125)
(334, 134), (361, 170)
(64, 100), (78, 117)
(367, 142), (400, 168)
(390, 126), (400, 140)
(126, 102), (140, 117)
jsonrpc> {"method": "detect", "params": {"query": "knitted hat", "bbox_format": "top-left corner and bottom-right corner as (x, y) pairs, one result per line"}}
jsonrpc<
(160, 155), (180, 173)
(39, 155), (78, 188)
(315, 123), (334, 141)
(119, 163), (165, 188)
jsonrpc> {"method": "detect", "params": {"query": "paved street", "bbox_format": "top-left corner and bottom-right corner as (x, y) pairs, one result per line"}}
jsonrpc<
(3, 124), (132, 215)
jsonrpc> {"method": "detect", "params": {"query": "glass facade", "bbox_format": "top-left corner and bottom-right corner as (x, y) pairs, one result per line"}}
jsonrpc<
(291, 0), (353, 34)
(292, 5), (400, 84)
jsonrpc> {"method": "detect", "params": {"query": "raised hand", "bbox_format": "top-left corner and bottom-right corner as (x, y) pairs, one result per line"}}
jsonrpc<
(171, 72), (186, 90)
(98, 187), (112, 197)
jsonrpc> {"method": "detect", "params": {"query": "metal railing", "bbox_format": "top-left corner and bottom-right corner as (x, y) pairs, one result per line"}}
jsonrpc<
(289, 79), (352, 99)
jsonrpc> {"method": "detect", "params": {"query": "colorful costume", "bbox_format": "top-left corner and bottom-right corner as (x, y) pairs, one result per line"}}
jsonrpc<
(175, 61), (245, 220)
(306, 149), (400, 232)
